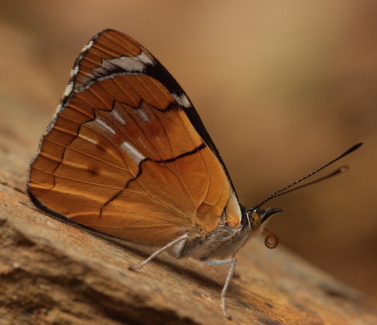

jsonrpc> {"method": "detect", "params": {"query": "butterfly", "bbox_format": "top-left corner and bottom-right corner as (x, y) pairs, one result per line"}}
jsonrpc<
(28, 29), (362, 319)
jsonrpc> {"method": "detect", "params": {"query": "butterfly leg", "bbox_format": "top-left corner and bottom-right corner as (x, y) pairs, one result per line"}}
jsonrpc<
(204, 258), (237, 319)
(129, 234), (189, 270)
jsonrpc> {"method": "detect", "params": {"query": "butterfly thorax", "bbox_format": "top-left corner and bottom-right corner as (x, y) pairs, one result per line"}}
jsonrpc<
(173, 215), (250, 261)
(173, 206), (281, 261)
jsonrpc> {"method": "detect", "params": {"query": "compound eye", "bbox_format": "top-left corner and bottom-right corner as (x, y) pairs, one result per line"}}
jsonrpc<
(250, 211), (261, 230)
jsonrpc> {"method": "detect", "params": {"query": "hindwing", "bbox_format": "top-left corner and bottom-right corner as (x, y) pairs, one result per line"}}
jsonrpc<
(28, 30), (242, 244)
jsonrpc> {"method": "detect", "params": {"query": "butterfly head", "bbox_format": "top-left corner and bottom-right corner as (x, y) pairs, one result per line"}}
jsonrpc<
(247, 207), (283, 232)
(243, 207), (282, 249)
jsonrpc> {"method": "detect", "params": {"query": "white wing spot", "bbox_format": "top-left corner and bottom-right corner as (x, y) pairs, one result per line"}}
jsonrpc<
(137, 51), (154, 65)
(94, 117), (116, 135)
(81, 40), (94, 53)
(63, 80), (74, 98)
(173, 93), (191, 108)
(137, 137), (149, 150)
(136, 106), (150, 122)
(79, 134), (98, 145)
(94, 51), (154, 75)
(121, 142), (145, 163)
(111, 108), (126, 125)
(108, 55), (143, 72)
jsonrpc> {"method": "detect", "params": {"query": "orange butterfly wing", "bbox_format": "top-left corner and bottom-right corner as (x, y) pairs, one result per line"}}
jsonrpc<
(28, 30), (242, 245)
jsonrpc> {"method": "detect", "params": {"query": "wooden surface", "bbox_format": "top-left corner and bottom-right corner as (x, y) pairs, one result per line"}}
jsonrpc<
(1, 22), (377, 325)
(2, 184), (377, 324)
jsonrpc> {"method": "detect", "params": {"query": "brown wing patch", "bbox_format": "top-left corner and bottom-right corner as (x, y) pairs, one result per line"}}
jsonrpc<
(28, 30), (239, 245)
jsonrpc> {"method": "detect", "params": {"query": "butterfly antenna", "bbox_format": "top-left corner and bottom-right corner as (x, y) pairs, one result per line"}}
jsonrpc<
(255, 142), (363, 209)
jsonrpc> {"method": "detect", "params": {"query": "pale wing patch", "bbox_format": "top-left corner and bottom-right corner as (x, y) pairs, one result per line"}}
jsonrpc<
(110, 106), (127, 125)
(62, 80), (75, 102)
(173, 93), (191, 108)
(225, 190), (242, 229)
(136, 51), (155, 65)
(93, 117), (116, 135)
(80, 40), (94, 54)
(135, 106), (150, 122)
(79, 134), (98, 145)
(94, 51), (154, 76)
(121, 141), (145, 163)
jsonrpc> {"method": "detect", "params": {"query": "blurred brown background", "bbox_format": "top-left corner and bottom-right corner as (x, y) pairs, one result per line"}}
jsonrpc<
(1, 0), (376, 304)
